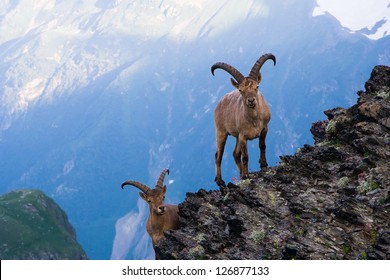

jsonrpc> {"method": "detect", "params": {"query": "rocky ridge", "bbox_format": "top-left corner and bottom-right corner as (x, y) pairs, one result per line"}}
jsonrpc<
(156, 65), (390, 260)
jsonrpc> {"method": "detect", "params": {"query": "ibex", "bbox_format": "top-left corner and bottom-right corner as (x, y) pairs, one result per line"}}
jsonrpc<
(121, 168), (179, 259)
(211, 53), (276, 187)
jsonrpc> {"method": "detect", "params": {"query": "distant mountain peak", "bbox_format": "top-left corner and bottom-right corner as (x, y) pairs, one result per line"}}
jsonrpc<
(313, 0), (390, 40)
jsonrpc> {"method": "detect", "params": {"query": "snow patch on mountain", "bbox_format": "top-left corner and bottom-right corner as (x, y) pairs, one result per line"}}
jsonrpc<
(313, 0), (390, 40)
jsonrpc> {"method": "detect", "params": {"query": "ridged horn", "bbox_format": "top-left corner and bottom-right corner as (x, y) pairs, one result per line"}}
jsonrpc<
(156, 168), (169, 189)
(248, 53), (276, 81)
(211, 62), (245, 84)
(121, 180), (151, 194)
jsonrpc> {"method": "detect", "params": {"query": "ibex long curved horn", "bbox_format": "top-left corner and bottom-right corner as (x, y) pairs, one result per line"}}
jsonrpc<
(156, 168), (169, 189)
(211, 62), (245, 84)
(121, 180), (151, 194)
(248, 53), (276, 81)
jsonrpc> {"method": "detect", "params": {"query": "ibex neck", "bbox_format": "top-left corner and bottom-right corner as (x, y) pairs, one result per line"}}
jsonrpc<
(148, 209), (165, 231)
(244, 105), (261, 120)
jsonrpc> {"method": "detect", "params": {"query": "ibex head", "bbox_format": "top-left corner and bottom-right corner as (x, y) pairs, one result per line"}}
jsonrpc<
(211, 53), (276, 109)
(121, 168), (170, 215)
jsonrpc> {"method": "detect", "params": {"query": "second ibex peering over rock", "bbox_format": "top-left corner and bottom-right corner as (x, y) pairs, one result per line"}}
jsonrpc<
(121, 168), (179, 259)
(211, 53), (276, 187)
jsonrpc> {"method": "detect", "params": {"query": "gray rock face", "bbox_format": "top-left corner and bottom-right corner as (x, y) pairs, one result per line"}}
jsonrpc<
(156, 65), (390, 260)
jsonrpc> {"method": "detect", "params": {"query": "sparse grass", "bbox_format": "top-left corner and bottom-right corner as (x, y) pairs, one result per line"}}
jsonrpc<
(325, 119), (337, 136)
(267, 191), (277, 206)
(370, 229), (378, 244)
(337, 177), (350, 187)
(357, 178), (380, 194)
(318, 139), (344, 148)
(376, 89), (390, 100)
(341, 244), (351, 254)
(188, 245), (206, 260)
(238, 179), (251, 188)
(295, 228), (305, 236)
(249, 230), (265, 245)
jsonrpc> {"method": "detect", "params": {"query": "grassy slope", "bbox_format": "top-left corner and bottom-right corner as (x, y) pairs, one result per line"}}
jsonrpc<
(0, 189), (87, 259)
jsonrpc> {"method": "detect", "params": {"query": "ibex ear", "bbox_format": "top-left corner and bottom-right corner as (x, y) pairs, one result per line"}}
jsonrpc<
(139, 192), (148, 201)
(162, 185), (167, 194)
(230, 78), (239, 89)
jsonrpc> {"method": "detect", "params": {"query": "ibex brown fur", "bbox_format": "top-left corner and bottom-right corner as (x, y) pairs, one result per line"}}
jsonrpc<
(211, 53), (276, 187)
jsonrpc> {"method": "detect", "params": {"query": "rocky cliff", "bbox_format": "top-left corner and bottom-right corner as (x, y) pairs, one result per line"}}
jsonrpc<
(156, 65), (390, 260)
(0, 189), (87, 259)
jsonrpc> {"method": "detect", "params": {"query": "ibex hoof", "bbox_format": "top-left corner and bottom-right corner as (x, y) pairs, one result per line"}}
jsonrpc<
(215, 177), (226, 188)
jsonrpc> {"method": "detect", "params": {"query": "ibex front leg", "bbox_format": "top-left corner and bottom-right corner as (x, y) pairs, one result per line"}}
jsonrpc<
(215, 132), (228, 187)
(259, 127), (268, 172)
(233, 138), (242, 178)
(239, 135), (249, 179)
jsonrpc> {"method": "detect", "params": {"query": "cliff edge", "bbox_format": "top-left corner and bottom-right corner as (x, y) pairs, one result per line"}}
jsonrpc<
(157, 65), (390, 260)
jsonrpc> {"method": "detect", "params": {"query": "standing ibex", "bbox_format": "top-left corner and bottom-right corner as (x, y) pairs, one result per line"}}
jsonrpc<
(211, 53), (276, 187)
(121, 168), (179, 259)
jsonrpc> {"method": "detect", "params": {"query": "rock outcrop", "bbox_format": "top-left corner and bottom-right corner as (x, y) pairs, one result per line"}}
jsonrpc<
(0, 189), (87, 259)
(156, 65), (390, 260)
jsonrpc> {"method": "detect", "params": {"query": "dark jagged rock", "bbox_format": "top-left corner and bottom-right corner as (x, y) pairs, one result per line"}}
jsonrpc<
(0, 189), (87, 259)
(156, 65), (390, 260)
